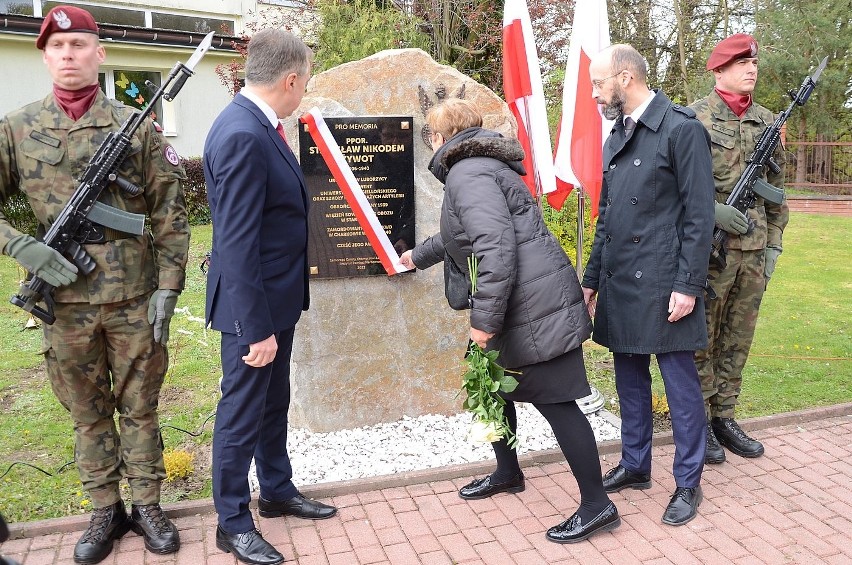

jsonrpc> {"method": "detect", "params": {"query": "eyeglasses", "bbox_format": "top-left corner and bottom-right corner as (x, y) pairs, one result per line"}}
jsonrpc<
(592, 70), (626, 90)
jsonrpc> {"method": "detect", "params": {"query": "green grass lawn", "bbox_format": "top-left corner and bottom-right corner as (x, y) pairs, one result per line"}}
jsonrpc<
(1, 215), (850, 523)
(586, 213), (851, 416)
(0, 226), (220, 523)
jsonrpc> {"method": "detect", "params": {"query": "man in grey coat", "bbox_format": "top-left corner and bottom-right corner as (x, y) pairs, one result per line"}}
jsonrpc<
(581, 44), (715, 526)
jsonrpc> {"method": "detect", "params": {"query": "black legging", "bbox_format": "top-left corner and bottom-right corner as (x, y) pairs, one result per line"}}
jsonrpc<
(490, 399), (611, 521)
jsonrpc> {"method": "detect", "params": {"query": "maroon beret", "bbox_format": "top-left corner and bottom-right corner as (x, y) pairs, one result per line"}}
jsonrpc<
(706, 33), (758, 70)
(36, 5), (99, 50)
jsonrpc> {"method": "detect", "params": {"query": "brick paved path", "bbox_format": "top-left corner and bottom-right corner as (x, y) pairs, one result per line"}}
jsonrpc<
(2, 405), (850, 564)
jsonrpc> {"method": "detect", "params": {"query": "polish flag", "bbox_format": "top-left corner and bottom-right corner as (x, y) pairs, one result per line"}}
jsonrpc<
(548, 0), (611, 216)
(502, 0), (555, 199)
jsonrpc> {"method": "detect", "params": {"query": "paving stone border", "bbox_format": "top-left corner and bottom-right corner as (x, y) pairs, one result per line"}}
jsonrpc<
(8, 401), (851, 540)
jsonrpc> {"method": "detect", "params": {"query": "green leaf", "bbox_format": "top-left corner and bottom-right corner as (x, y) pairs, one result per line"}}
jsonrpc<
(499, 378), (519, 393)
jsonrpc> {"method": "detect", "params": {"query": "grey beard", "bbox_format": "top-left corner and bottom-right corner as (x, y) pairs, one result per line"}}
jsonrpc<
(602, 104), (622, 120)
(602, 87), (626, 120)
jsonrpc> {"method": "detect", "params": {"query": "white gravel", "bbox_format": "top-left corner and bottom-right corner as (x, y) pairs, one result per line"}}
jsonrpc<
(248, 404), (621, 490)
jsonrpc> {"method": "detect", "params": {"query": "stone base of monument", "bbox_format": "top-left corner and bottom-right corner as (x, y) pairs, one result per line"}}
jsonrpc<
(286, 48), (520, 433)
(247, 404), (621, 490)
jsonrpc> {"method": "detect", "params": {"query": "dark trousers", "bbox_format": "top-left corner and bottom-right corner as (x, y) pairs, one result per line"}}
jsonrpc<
(613, 351), (705, 488)
(213, 328), (299, 533)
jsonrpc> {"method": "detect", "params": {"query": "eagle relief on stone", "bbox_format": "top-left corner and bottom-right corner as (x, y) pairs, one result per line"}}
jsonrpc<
(418, 83), (467, 149)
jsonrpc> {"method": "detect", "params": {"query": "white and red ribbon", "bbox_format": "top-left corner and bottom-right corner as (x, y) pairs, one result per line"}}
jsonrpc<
(299, 107), (410, 276)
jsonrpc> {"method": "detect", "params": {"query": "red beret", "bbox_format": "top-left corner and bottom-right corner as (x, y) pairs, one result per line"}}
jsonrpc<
(36, 5), (99, 50)
(706, 33), (758, 70)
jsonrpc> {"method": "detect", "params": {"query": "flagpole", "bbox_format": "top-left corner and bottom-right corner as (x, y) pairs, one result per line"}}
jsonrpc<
(576, 187), (584, 281)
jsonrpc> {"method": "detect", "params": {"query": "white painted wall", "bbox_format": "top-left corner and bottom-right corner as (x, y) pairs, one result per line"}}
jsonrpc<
(98, 41), (238, 157)
(0, 35), (238, 158)
(0, 1), (305, 155)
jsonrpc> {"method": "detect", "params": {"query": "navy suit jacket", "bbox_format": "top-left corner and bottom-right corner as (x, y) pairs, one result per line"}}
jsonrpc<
(203, 93), (310, 345)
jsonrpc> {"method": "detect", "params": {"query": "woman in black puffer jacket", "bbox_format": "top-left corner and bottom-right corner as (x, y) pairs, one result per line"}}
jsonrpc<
(400, 99), (619, 544)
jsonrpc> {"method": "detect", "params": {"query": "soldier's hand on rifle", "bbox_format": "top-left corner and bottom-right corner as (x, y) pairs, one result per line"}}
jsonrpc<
(714, 202), (749, 235)
(4, 234), (78, 288)
(763, 246), (782, 288)
(148, 289), (180, 344)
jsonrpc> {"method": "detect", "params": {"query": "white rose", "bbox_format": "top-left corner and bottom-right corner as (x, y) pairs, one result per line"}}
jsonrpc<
(468, 419), (503, 443)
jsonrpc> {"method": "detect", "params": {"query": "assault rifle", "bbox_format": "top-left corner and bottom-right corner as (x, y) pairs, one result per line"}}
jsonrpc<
(710, 55), (828, 269)
(10, 32), (214, 324)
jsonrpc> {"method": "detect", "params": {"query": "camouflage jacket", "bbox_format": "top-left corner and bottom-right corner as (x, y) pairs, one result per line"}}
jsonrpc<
(690, 91), (789, 252)
(0, 91), (189, 304)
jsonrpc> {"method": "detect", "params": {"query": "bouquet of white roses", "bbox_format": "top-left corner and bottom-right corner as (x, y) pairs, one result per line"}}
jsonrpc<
(461, 255), (519, 448)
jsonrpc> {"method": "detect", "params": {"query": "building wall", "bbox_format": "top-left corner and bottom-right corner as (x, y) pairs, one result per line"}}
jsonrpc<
(0, 33), (239, 157)
(0, 1), (307, 155)
(101, 41), (238, 158)
(0, 1), (302, 155)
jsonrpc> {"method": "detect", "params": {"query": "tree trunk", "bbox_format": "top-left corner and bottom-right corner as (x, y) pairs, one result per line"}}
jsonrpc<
(795, 114), (807, 186)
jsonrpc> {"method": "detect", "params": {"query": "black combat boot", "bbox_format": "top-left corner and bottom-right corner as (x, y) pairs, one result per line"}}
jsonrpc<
(705, 421), (726, 464)
(73, 500), (131, 564)
(1, 511), (22, 565)
(712, 417), (765, 458)
(130, 503), (180, 554)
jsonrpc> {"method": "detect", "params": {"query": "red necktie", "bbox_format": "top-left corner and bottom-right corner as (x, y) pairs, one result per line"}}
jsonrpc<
(276, 123), (288, 145)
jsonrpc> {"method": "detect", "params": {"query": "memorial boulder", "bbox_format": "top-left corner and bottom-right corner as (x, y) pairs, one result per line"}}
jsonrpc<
(284, 48), (517, 432)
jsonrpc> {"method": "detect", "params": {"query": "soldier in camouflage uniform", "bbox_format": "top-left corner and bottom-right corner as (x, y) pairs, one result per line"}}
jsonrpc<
(690, 34), (789, 464)
(0, 6), (188, 564)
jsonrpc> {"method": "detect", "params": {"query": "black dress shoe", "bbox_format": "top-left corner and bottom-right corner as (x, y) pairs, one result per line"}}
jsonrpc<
(546, 501), (621, 543)
(458, 472), (525, 500)
(601, 465), (651, 493)
(216, 526), (284, 565)
(705, 422), (726, 464)
(661, 486), (702, 526)
(258, 493), (337, 519)
(130, 503), (180, 554)
(712, 417), (764, 458)
(73, 500), (132, 564)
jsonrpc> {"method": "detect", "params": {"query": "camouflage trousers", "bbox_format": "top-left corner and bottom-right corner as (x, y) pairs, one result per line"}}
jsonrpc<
(695, 248), (765, 419)
(42, 292), (167, 508)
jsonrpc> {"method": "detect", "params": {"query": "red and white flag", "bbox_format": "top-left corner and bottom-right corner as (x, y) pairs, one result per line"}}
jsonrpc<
(549, 0), (611, 216)
(503, 0), (555, 198)
(300, 108), (410, 276)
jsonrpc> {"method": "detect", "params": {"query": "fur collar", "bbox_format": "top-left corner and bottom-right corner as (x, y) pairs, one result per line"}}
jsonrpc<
(440, 135), (525, 171)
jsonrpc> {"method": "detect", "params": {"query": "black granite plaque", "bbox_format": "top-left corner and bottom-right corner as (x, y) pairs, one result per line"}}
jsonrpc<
(300, 116), (415, 279)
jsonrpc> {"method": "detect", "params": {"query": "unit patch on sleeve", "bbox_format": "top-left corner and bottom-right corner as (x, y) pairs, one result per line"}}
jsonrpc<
(164, 144), (180, 166)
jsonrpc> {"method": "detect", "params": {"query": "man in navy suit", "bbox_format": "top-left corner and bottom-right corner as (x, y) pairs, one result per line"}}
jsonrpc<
(203, 29), (336, 565)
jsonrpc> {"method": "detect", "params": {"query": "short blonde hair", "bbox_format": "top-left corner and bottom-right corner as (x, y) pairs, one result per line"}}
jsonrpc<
(426, 98), (483, 140)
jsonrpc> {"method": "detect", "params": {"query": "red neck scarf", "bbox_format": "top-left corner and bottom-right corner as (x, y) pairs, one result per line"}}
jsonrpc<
(715, 87), (752, 118)
(53, 84), (100, 121)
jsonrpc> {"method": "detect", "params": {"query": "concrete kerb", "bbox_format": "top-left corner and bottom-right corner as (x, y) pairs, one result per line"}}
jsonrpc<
(8, 401), (851, 540)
